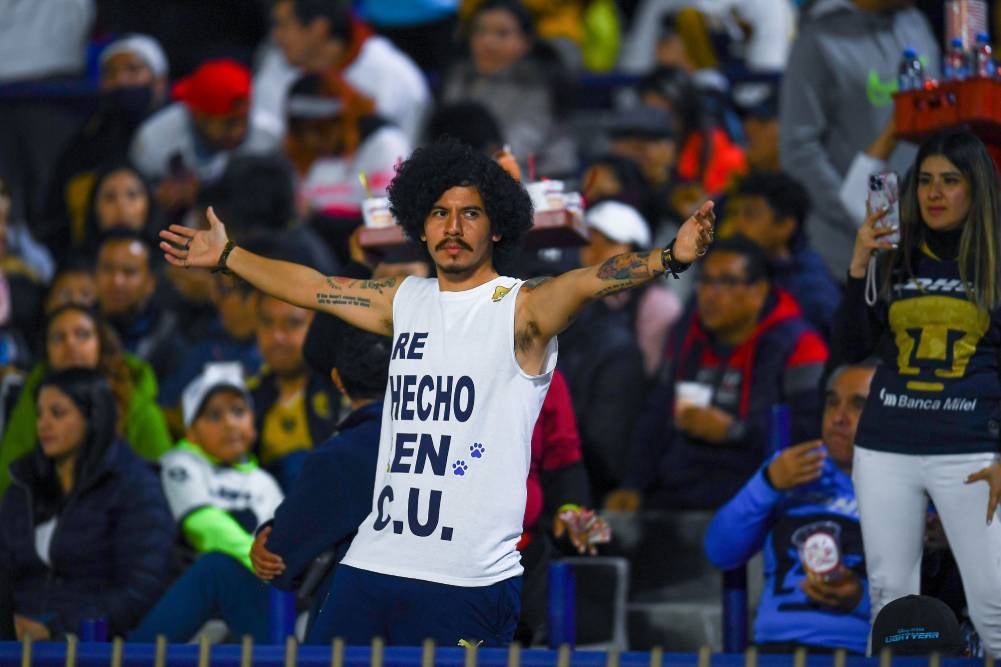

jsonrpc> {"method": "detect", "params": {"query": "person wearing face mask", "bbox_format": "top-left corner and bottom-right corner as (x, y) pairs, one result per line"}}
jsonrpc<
(40, 35), (169, 257)
(833, 130), (1001, 657)
(0, 304), (171, 496)
(0, 368), (173, 640)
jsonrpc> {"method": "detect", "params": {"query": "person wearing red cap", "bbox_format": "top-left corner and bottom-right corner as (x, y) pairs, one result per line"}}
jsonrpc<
(129, 58), (280, 215)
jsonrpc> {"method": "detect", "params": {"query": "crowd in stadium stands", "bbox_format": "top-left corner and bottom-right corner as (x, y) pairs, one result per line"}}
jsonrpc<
(0, 0), (999, 658)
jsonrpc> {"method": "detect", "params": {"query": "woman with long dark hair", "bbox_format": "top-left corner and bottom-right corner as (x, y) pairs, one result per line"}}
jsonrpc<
(0, 304), (171, 495)
(0, 368), (172, 639)
(834, 129), (1001, 656)
(78, 161), (159, 260)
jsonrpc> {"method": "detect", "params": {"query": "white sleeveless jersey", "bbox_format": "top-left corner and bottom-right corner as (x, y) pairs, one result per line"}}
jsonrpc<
(340, 276), (556, 586)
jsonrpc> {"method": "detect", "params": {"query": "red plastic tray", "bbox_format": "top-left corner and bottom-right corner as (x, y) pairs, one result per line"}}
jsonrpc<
(358, 209), (589, 251)
(895, 78), (1001, 143)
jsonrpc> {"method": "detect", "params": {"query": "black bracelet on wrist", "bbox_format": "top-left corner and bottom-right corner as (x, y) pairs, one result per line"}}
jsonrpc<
(212, 240), (236, 275)
(660, 240), (691, 279)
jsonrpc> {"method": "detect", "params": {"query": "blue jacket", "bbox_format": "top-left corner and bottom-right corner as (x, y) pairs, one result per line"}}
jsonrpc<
(704, 452), (869, 653)
(157, 317), (261, 408)
(0, 440), (174, 637)
(771, 246), (842, 341)
(266, 402), (382, 591)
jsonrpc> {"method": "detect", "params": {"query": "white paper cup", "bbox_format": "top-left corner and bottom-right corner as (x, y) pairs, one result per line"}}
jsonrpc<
(674, 382), (712, 416)
(362, 197), (394, 228)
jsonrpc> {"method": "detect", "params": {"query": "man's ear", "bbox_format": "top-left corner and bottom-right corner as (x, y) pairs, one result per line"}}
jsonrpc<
(775, 216), (797, 244)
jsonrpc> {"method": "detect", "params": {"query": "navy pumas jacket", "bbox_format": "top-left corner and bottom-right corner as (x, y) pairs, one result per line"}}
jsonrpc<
(0, 440), (173, 637)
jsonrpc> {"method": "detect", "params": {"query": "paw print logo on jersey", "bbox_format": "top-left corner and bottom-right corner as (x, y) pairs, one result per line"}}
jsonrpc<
(452, 460), (468, 476)
(469, 443), (486, 459)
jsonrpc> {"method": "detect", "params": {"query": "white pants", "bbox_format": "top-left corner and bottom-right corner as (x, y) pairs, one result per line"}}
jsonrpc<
(853, 446), (1001, 657)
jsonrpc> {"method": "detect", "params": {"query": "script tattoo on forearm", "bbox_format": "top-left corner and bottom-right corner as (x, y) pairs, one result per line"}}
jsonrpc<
(316, 293), (372, 308)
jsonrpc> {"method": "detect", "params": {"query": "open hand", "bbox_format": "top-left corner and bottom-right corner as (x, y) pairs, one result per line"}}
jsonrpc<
(250, 526), (285, 581)
(965, 462), (1001, 525)
(159, 206), (230, 270)
(673, 200), (715, 264)
(800, 567), (863, 613)
(767, 440), (826, 490)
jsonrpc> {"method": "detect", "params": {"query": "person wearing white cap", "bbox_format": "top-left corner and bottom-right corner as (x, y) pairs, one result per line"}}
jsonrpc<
(582, 199), (682, 376)
(559, 200), (681, 499)
(40, 33), (170, 256)
(582, 199), (652, 253)
(131, 362), (284, 643)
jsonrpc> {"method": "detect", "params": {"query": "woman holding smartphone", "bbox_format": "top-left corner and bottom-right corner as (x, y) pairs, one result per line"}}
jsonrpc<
(834, 129), (1001, 656)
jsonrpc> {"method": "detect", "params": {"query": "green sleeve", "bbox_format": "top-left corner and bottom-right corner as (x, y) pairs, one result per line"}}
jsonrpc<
(124, 396), (172, 461)
(181, 507), (255, 572)
(0, 366), (45, 496)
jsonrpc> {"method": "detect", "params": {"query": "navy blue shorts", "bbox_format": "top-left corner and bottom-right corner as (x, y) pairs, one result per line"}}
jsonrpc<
(306, 564), (521, 647)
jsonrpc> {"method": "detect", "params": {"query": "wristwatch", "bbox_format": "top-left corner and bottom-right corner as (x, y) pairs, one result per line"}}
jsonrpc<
(660, 240), (691, 279)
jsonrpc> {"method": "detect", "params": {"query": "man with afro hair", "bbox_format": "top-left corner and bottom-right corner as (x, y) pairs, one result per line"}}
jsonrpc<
(159, 139), (715, 646)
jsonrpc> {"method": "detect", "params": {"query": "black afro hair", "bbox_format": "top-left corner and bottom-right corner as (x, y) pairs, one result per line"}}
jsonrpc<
(387, 138), (534, 273)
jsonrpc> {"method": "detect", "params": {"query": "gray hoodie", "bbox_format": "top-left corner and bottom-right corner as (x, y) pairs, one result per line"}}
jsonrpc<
(779, 0), (940, 275)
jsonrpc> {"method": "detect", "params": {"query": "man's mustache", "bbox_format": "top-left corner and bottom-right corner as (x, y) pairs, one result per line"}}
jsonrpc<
(435, 238), (472, 251)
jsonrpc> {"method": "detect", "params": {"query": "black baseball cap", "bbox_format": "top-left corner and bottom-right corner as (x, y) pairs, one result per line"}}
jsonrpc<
(607, 105), (675, 141)
(871, 595), (967, 656)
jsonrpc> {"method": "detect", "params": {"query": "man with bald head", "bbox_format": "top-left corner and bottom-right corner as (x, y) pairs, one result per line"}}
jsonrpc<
(705, 362), (878, 654)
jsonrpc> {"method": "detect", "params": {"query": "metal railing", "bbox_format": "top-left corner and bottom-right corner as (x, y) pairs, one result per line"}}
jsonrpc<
(1, 637), (994, 667)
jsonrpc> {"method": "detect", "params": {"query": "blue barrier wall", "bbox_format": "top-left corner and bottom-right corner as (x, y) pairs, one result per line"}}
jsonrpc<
(1, 641), (990, 667)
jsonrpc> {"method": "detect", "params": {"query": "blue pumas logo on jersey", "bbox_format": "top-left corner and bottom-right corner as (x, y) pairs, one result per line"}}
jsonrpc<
(884, 627), (940, 643)
(469, 443), (485, 458)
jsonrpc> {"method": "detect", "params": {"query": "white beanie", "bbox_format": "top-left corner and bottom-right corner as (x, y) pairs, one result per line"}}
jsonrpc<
(100, 34), (169, 78)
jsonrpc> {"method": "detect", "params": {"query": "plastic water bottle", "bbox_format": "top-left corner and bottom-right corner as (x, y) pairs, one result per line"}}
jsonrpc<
(898, 47), (925, 91)
(944, 37), (969, 80)
(971, 32), (994, 78)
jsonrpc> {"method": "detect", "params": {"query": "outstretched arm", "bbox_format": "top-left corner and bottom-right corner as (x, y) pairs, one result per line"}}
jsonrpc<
(160, 208), (397, 336)
(515, 201), (714, 370)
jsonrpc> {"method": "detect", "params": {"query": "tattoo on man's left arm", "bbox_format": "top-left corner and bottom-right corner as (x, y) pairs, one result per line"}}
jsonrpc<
(596, 253), (652, 281)
(589, 252), (658, 297)
(521, 276), (551, 292)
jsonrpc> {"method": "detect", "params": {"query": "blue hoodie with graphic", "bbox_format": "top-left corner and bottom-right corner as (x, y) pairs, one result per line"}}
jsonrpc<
(704, 451), (870, 653)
